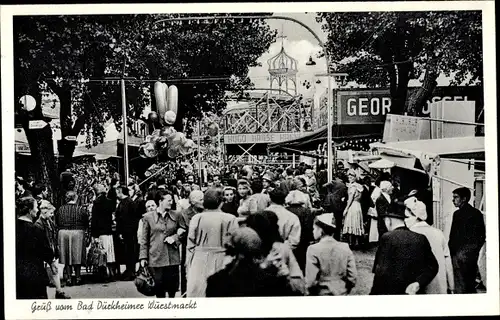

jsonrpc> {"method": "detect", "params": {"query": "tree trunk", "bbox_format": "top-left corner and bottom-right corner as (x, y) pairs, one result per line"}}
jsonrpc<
(390, 62), (411, 115)
(18, 90), (59, 204)
(406, 68), (438, 116)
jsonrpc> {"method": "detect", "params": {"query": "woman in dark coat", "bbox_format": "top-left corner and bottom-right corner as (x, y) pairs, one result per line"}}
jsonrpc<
(16, 196), (54, 299)
(91, 184), (117, 281)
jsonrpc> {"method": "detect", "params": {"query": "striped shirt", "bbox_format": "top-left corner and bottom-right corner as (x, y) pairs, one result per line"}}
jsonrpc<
(55, 203), (89, 230)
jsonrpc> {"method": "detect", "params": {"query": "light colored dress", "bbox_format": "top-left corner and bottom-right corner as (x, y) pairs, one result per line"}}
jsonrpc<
(410, 221), (453, 294)
(185, 210), (238, 297)
(368, 187), (381, 242)
(342, 183), (364, 236)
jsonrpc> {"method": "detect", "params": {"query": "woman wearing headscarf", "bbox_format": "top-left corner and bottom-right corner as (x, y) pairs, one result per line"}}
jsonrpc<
(306, 213), (357, 296)
(404, 198), (455, 294)
(185, 188), (239, 297)
(16, 197), (54, 299)
(285, 190), (314, 273)
(243, 210), (307, 295)
(206, 227), (295, 297)
(341, 169), (365, 248)
(36, 200), (71, 298)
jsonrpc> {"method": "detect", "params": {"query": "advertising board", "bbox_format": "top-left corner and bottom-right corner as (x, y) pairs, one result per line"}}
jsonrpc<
(224, 132), (310, 145)
(335, 86), (483, 125)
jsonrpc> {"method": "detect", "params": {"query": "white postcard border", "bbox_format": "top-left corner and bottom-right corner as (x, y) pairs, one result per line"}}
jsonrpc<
(2, 1), (499, 318)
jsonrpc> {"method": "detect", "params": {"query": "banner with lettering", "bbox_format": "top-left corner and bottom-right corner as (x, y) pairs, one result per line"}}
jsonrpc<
(335, 86), (483, 125)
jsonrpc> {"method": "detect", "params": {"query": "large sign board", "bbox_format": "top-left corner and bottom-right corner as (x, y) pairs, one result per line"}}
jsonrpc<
(335, 86), (483, 125)
(224, 132), (310, 145)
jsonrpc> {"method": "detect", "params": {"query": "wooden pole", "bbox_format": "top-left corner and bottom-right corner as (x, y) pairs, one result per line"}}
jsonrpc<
(121, 78), (129, 186)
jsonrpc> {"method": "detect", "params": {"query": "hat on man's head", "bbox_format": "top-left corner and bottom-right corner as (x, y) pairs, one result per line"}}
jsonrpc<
(405, 189), (418, 199)
(379, 201), (407, 220)
(315, 213), (337, 230)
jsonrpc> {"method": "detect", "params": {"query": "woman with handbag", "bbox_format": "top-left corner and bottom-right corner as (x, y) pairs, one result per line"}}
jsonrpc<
(139, 190), (187, 298)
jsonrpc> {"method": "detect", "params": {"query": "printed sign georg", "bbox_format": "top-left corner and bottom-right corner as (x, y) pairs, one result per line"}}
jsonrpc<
(336, 86), (483, 125)
(337, 90), (391, 125)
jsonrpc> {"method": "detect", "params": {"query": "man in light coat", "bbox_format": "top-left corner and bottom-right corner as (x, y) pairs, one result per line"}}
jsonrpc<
(266, 184), (301, 250)
(404, 197), (455, 294)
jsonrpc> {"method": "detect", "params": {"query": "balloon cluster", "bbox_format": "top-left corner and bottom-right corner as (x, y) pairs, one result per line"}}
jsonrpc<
(139, 82), (197, 159)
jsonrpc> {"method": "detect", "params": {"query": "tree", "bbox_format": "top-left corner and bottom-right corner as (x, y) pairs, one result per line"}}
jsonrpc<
(14, 13), (276, 200)
(317, 11), (483, 115)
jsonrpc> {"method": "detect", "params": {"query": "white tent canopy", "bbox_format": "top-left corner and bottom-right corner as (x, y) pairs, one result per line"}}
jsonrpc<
(370, 136), (485, 160)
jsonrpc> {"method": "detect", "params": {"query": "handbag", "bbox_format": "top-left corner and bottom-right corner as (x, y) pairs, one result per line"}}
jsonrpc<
(134, 266), (156, 296)
(87, 239), (107, 270)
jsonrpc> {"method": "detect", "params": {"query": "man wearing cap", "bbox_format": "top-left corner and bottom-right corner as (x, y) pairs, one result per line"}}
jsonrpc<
(306, 213), (357, 296)
(370, 202), (439, 295)
(448, 187), (486, 294)
(375, 180), (393, 238)
(404, 198), (454, 294)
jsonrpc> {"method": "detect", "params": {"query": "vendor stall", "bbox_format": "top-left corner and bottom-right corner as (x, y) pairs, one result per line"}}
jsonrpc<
(368, 136), (485, 239)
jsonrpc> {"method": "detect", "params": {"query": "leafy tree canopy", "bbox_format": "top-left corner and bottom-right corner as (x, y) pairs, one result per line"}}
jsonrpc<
(15, 13), (277, 147)
(316, 11), (482, 114)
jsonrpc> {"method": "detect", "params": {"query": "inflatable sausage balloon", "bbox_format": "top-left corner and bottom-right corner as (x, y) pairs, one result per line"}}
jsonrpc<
(161, 82), (169, 119)
(154, 82), (164, 112)
(154, 82), (168, 118)
(164, 110), (176, 125)
(167, 85), (178, 116)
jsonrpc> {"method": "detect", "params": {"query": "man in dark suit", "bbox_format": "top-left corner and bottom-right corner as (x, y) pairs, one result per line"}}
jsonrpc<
(375, 180), (393, 238)
(370, 202), (439, 295)
(115, 186), (141, 280)
(322, 176), (348, 241)
(448, 187), (486, 294)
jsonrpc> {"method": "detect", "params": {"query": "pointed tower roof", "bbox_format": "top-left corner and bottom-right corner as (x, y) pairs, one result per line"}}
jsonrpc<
(267, 28), (298, 78)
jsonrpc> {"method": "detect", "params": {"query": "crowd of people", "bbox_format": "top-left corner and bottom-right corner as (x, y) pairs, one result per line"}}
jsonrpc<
(15, 161), (486, 299)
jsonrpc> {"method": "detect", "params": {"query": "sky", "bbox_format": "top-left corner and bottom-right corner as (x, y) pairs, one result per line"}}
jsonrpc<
(248, 12), (328, 98)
